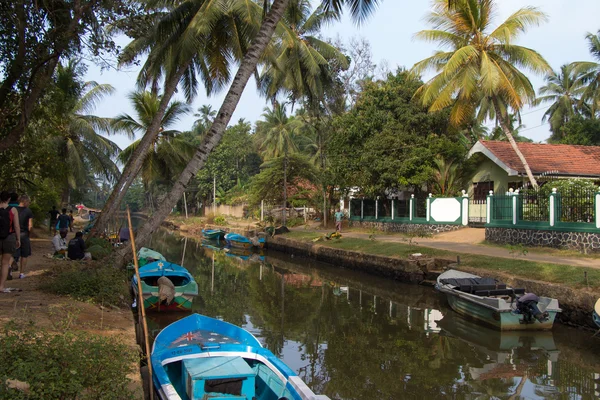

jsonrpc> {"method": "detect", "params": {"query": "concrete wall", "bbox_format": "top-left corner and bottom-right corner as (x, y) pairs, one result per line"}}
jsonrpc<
(209, 204), (245, 218)
(350, 220), (463, 234)
(486, 227), (600, 253)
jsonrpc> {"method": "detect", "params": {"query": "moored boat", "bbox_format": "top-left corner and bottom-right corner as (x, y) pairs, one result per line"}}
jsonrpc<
(201, 229), (226, 240)
(138, 247), (166, 267)
(436, 269), (560, 331)
(132, 261), (198, 311)
(225, 232), (265, 249)
(151, 313), (330, 400)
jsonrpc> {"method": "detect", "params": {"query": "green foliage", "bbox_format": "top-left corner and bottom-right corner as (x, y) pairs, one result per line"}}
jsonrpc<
(508, 243), (529, 257)
(556, 116), (600, 145)
(87, 245), (112, 260)
(85, 237), (112, 251)
(213, 216), (227, 226)
(0, 320), (138, 400)
(329, 69), (461, 196)
(122, 179), (146, 212)
(39, 263), (129, 308)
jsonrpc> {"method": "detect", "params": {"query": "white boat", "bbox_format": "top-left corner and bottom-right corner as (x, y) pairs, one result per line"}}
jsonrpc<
(436, 269), (561, 331)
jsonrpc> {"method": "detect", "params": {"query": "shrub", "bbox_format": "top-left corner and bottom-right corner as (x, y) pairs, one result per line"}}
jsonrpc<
(39, 263), (130, 308)
(85, 237), (112, 251)
(213, 215), (227, 226)
(205, 213), (215, 224)
(87, 245), (112, 260)
(0, 320), (138, 399)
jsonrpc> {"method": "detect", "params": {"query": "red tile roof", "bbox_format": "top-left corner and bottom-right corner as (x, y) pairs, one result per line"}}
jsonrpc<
(479, 140), (600, 177)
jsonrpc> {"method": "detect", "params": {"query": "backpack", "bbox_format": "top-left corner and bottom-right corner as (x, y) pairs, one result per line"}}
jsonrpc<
(0, 207), (12, 239)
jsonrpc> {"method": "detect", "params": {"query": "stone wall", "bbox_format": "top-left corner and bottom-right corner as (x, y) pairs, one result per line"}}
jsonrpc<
(350, 220), (463, 235)
(486, 227), (600, 253)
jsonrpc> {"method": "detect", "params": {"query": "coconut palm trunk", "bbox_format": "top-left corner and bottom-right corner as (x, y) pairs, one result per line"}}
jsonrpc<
(283, 151), (288, 226)
(493, 99), (538, 188)
(115, 0), (291, 265)
(92, 65), (187, 236)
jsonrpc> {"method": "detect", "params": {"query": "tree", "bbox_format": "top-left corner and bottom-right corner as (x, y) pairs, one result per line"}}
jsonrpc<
(258, 0), (348, 105)
(114, 0), (391, 265)
(411, 0), (552, 188)
(572, 30), (600, 118)
(193, 104), (217, 135)
(47, 60), (121, 204)
(558, 115), (600, 145)
(0, 0), (140, 153)
(115, 91), (193, 187)
(535, 64), (588, 141)
(257, 103), (304, 225)
(93, 0), (262, 236)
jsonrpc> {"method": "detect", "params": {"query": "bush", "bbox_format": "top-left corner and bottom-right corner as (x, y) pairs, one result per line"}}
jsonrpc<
(85, 237), (112, 251)
(205, 213), (215, 224)
(285, 217), (305, 227)
(39, 263), (130, 308)
(0, 320), (138, 399)
(87, 245), (112, 260)
(213, 215), (227, 226)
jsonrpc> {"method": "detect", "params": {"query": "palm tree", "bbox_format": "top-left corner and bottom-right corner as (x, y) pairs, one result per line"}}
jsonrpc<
(193, 104), (217, 135)
(258, 103), (304, 225)
(535, 64), (587, 141)
(411, 0), (552, 188)
(258, 0), (349, 105)
(572, 30), (600, 118)
(94, 0), (262, 236)
(114, 91), (193, 189)
(117, 0), (397, 263)
(49, 60), (121, 204)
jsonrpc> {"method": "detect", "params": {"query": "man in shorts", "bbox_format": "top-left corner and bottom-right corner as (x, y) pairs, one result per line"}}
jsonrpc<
(48, 205), (59, 235)
(12, 195), (33, 279)
(0, 191), (20, 293)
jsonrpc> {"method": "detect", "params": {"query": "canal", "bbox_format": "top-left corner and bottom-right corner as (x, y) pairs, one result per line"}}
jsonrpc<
(146, 229), (600, 399)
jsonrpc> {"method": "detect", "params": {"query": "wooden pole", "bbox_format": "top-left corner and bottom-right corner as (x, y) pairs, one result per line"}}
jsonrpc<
(183, 192), (188, 219)
(126, 206), (154, 398)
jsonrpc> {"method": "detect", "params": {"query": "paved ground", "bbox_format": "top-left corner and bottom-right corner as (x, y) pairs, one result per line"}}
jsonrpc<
(296, 226), (600, 269)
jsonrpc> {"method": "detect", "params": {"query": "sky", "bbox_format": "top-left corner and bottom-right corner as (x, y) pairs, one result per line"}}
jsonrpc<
(86, 0), (600, 150)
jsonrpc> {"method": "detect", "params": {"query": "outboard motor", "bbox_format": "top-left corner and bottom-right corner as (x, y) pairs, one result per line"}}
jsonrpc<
(516, 293), (549, 323)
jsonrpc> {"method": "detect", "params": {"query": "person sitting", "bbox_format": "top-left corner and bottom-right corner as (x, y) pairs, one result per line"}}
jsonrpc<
(118, 227), (130, 243)
(52, 230), (68, 257)
(67, 231), (91, 260)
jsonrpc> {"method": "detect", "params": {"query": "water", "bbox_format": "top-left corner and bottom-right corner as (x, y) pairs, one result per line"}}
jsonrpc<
(145, 230), (600, 399)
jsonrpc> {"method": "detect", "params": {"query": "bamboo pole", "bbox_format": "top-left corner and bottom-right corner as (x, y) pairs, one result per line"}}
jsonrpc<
(126, 207), (154, 398)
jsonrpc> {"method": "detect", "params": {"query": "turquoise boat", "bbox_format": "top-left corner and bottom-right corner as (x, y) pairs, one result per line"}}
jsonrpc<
(225, 232), (265, 249)
(132, 261), (198, 311)
(436, 270), (560, 331)
(151, 313), (331, 400)
(201, 229), (226, 240)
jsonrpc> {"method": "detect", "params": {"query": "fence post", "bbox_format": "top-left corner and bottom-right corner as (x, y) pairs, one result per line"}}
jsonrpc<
(304, 205), (307, 223)
(461, 190), (469, 226)
(549, 188), (557, 227)
(361, 199), (364, 220)
(410, 194), (414, 221)
(596, 190), (600, 229)
(510, 188), (517, 225)
(486, 191), (493, 224)
(391, 199), (395, 220)
(426, 193), (432, 222)
(261, 200), (264, 222)
(375, 197), (379, 220)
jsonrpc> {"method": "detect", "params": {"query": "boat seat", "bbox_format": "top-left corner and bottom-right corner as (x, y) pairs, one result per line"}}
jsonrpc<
(473, 288), (525, 297)
(457, 284), (507, 293)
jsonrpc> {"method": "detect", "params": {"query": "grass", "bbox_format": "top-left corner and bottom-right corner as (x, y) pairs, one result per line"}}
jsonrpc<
(282, 231), (600, 290)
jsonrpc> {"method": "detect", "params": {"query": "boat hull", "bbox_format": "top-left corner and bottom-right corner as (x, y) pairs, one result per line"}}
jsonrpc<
(444, 290), (558, 331)
(132, 261), (198, 311)
(201, 229), (225, 240)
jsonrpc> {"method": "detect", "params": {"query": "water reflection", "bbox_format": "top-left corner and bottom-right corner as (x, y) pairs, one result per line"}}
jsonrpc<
(146, 230), (600, 399)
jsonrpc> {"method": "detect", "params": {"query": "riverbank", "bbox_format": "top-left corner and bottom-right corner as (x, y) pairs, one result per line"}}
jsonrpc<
(265, 230), (600, 328)
(0, 228), (142, 398)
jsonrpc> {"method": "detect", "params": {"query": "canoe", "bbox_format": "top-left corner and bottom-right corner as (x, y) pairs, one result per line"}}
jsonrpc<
(436, 269), (560, 331)
(132, 261), (198, 311)
(224, 232), (265, 249)
(202, 229), (226, 240)
(138, 247), (166, 267)
(151, 313), (331, 400)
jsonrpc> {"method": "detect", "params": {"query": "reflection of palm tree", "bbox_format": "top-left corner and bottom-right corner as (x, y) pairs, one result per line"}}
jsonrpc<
(411, 0), (552, 187)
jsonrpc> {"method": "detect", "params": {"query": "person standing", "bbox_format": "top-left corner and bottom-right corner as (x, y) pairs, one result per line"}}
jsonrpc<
(334, 207), (345, 232)
(57, 208), (71, 233)
(48, 206), (59, 235)
(13, 195), (33, 279)
(68, 210), (74, 232)
(0, 191), (20, 293)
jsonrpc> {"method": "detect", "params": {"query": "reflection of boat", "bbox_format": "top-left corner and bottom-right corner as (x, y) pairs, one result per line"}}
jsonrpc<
(201, 229), (226, 240)
(438, 313), (559, 380)
(225, 247), (265, 262)
(151, 314), (331, 400)
(436, 270), (560, 330)
(132, 261), (198, 311)
(225, 233), (265, 249)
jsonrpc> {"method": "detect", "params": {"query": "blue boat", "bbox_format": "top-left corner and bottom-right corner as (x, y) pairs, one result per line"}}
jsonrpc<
(202, 229), (226, 240)
(151, 313), (330, 400)
(132, 261), (198, 311)
(225, 233), (265, 249)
